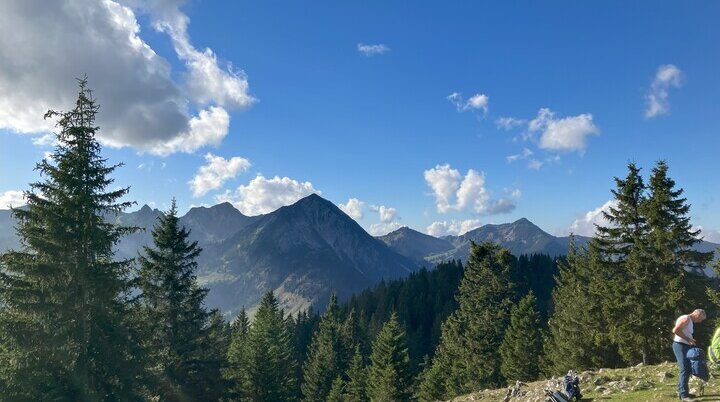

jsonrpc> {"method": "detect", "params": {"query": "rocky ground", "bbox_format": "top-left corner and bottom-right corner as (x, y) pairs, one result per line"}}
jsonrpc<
(451, 361), (720, 401)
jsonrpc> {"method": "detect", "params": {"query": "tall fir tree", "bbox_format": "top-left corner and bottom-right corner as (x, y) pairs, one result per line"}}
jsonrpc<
(137, 200), (225, 401)
(591, 162), (658, 364)
(418, 242), (515, 400)
(366, 312), (412, 402)
(543, 239), (620, 374)
(242, 291), (299, 402)
(226, 308), (251, 401)
(344, 345), (368, 402)
(642, 160), (713, 355)
(326, 376), (346, 402)
(0, 79), (145, 401)
(499, 292), (542, 383)
(301, 294), (352, 402)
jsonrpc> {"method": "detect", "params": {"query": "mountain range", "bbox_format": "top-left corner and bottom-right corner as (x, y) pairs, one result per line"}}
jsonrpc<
(1, 194), (717, 316)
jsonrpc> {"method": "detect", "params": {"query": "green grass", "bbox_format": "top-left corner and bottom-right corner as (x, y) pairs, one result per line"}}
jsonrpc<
(452, 362), (720, 401)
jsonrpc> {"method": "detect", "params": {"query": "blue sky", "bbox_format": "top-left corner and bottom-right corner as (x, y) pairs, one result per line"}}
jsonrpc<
(1, 1), (719, 239)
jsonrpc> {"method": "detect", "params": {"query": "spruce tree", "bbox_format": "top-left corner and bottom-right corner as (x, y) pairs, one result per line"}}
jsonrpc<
(344, 345), (368, 402)
(326, 376), (346, 402)
(500, 292), (542, 383)
(642, 160), (713, 357)
(0, 79), (144, 401)
(243, 291), (298, 401)
(301, 293), (348, 402)
(137, 200), (224, 401)
(366, 312), (412, 402)
(419, 242), (515, 399)
(205, 310), (232, 401)
(591, 162), (657, 364)
(543, 239), (620, 374)
(226, 308), (251, 401)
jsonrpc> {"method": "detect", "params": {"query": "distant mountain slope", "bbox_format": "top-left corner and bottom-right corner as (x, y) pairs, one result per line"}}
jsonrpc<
(379, 219), (718, 268)
(379, 226), (454, 265)
(180, 202), (255, 244)
(2, 200), (717, 314)
(198, 194), (418, 315)
(380, 218), (571, 265)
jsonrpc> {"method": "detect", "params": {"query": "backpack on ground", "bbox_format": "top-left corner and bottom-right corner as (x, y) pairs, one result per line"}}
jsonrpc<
(563, 371), (582, 401)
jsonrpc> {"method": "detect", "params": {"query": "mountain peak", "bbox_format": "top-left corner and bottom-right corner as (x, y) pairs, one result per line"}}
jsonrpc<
(138, 204), (153, 214)
(291, 193), (336, 211)
(513, 217), (533, 225)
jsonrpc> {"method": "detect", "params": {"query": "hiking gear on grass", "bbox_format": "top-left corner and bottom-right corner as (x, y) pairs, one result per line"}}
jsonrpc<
(563, 372), (582, 401)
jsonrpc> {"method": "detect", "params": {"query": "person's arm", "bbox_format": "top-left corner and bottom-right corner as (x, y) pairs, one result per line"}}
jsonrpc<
(672, 316), (695, 345)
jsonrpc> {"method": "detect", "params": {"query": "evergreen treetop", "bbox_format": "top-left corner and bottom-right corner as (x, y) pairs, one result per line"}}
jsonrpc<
(0, 78), (144, 401)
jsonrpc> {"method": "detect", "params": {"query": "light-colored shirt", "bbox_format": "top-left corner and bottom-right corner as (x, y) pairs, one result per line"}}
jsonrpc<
(673, 314), (694, 345)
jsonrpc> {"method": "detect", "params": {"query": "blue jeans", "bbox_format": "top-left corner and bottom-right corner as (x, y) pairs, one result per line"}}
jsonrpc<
(673, 341), (691, 397)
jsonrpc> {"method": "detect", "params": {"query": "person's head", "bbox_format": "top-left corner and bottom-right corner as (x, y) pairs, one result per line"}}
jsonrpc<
(690, 309), (707, 323)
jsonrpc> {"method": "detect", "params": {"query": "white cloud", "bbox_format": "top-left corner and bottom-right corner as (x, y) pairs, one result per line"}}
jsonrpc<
(370, 205), (398, 223)
(455, 170), (489, 213)
(368, 222), (403, 236)
(357, 43), (390, 56)
(215, 175), (319, 216)
(568, 200), (617, 237)
(447, 92), (489, 114)
(423, 164), (461, 213)
(426, 219), (482, 237)
(338, 198), (364, 220)
(528, 108), (599, 153)
(424, 164), (515, 215)
(0, 190), (25, 209)
(495, 117), (527, 130)
(0, 0), (253, 154)
(148, 106), (230, 156)
(645, 64), (683, 118)
(506, 148), (533, 163)
(142, 0), (255, 109)
(189, 153), (251, 197)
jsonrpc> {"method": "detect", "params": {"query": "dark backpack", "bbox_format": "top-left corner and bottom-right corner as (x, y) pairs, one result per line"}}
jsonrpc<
(563, 373), (582, 401)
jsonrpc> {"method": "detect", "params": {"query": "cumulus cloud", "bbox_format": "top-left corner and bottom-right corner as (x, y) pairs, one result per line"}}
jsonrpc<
(367, 205), (401, 235)
(426, 219), (482, 237)
(424, 164), (514, 215)
(495, 117), (527, 130)
(568, 200), (617, 237)
(357, 43), (390, 56)
(645, 64), (683, 119)
(140, 0), (255, 109)
(368, 222), (403, 237)
(527, 108), (599, 153)
(189, 153), (251, 197)
(338, 198), (365, 220)
(447, 92), (489, 114)
(423, 164), (461, 213)
(215, 175), (319, 216)
(369, 205), (398, 223)
(0, 190), (26, 209)
(0, 0), (253, 154)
